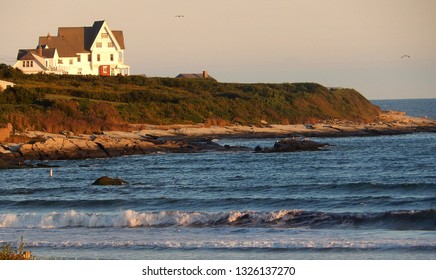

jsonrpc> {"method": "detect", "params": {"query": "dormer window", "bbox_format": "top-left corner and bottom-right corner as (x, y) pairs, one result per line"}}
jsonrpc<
(96, 42), (102, 48)
(101, 33), (108, 39)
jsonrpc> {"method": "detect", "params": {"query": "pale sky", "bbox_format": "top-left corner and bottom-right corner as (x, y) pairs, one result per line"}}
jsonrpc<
(1, 0), (435, 99)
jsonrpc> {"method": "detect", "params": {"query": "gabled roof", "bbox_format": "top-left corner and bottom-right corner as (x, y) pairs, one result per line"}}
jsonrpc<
(176, 73), (215, 80)
(176, 73), (204, 79)
(88, 20), (105, 49)
(41, 48), (56, 58)
(39, 33), (81, 57)
(17, 50), (35, 60)
(92, 20), (105, 32)
(15, 50), (47, 71)
(37, 20), (126, 58)
(17, 48), (56, 60)
(112, 31), (125, 49)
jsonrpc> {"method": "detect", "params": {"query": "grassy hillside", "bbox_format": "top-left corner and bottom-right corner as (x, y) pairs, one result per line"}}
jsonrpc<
(0, 64), (381, 134)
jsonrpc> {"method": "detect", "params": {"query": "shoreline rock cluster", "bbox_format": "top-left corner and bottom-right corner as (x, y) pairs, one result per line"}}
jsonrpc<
(0, 133), (331, 168)
(0, 111), (435, 169)
(255, 138), (329, 153)
(0, 133), (258, 168)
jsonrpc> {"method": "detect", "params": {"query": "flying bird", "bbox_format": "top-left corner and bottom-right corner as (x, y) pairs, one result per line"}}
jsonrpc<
(175, 15), (184, 18)
(401, 55), (410, 59)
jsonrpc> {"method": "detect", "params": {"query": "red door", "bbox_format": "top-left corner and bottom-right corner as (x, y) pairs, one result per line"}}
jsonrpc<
(99, 65), (110, 76)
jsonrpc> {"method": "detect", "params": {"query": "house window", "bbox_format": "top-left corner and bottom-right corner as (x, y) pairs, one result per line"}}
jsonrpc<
(78, 68), (82, 75)
(58, 59), (63, 64)
(69, 59), (73, 65)
(110, 54), (114, 61)
(101, 33), (108, 39)
(108, 42), (113, 48)
(96, 42), (102, 48)
(22, 61), (25, 67)
(77, 56), (81, 63)
(97, 54), (101, 61)
(88, 54), (91, 62)
(30, 61), (33, 67)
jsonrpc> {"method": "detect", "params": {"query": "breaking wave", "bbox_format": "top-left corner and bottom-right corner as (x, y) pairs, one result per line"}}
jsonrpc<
(1, 209), (435, 230)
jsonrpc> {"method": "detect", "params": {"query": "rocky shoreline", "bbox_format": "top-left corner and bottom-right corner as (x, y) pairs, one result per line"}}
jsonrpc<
(0, 111), (435, 169)
(0, 135), (244, 168)
(0, 132), (331, 166)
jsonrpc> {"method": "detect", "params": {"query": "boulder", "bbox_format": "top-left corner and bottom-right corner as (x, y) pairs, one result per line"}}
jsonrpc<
(68, 138), (108, 158)
(0, 144), (12, 154)
(93, 136), (126, 157)
(92, 176), (128, 186)
(18, 143), (42, 160)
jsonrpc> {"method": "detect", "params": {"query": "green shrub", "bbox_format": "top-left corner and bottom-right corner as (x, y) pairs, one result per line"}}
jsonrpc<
(0, 236), (32, 260)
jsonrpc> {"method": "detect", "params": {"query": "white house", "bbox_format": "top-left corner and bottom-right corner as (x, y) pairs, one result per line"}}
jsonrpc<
(13, 20), (129, 76)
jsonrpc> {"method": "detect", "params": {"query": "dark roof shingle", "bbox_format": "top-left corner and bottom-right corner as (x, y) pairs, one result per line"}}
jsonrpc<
(176, 73), (215, 80)
(37, 20), (126, 58)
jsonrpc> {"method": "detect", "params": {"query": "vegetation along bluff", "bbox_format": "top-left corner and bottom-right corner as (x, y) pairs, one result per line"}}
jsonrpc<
(0, 64), (381, 134)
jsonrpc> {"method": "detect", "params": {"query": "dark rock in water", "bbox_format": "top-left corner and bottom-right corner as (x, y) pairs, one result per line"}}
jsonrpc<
(255, 138), (329, 153)
(0, 146), (28, 168)
(0, 157), (28, 169)
(254, 146), (263, 152)
(92, 176), (128, 186)
(34, 163), (60, 168)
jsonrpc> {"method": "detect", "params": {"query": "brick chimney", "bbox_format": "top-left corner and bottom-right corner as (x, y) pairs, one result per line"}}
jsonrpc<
(37, 45), (43, 56)
(203, 70), (208, 79)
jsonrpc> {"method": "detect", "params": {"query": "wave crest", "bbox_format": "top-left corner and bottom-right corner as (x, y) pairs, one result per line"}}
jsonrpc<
(1, 209), (435, 230)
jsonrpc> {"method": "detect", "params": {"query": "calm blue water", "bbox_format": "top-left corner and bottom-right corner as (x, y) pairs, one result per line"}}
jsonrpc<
(372, 98), (436, 119)
(0, 100), (435, 260)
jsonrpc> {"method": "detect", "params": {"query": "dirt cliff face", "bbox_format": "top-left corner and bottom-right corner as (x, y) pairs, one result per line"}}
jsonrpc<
(0, 123), (12, 142)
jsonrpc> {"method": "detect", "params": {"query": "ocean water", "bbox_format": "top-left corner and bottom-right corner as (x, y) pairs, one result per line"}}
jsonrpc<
(0, 100), (435, 260)
(372, 98), (436, 119)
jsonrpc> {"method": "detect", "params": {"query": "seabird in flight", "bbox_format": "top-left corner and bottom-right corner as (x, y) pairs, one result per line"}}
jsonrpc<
(401, 55), (411, 59)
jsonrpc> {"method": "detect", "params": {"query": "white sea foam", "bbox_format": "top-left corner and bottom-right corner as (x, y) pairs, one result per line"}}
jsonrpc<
(1, 209), (434, 229)
(23, 236), (436, 251)
(0, 210), (240, 228)
(0, 210), (302, 229)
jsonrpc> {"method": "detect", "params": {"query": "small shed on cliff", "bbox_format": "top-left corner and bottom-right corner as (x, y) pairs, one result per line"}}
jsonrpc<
(0, 80), (15, 92)
(176, 70), (215, 80)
